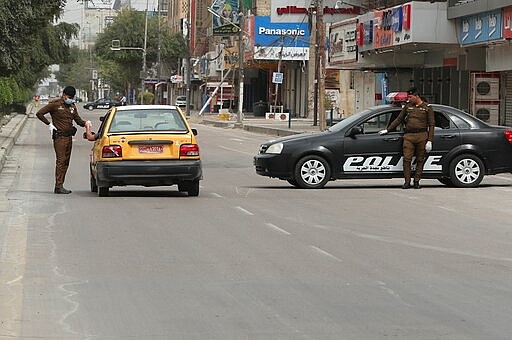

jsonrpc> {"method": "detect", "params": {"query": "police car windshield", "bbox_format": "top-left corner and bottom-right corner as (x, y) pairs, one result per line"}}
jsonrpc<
(327, 109), (374, 132)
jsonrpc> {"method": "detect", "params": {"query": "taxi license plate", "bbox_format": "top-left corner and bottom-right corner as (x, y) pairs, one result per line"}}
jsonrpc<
(138, 145), (164, 154)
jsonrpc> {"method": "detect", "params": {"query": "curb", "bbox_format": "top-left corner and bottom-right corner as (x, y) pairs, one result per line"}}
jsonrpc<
(0, 114), (28, 172)
(200, 118), (304, 137)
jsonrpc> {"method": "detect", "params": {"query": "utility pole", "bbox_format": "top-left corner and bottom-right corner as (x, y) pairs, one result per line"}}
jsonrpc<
(185, 0), (192, 116)
(141, 0), (149, 105)
(313, 1), (319, 126)
(317, 0), (326, 130)
(237, 8), (244, 124)
(274, 37), (284, 108)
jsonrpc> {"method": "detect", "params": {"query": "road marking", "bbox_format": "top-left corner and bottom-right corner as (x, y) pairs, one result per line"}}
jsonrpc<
(345, 229), (512, 263)
(218, 145), (253, 155)
(313, 224), (331, 230)
(236, 206), (254, 215)
(230, 138), (246, 142)
(310, 245), (343, 262)
(437, 206), (456, 212)
(6, 275), (23, 285)
(211, 192), (223, 198)
(265, 223), (291, 235)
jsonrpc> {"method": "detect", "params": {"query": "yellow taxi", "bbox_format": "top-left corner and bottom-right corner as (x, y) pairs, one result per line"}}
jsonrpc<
(87, 105), (202, 197)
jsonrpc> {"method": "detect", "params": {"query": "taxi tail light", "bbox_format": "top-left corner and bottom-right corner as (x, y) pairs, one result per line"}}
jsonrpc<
(102, 145), (122, 158)
(180, 144), (199, 157)
(505, 130), (512, 144)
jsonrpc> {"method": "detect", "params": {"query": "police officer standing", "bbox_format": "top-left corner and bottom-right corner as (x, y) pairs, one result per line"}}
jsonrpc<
(379, 87), (435, 189)
(36, 86), (90, 194)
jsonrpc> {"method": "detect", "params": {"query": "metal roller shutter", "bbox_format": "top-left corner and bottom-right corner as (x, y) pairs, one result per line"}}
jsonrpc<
(506, 73), (512, 127)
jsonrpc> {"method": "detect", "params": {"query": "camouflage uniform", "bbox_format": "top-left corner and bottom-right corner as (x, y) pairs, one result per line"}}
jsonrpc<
(388, 102), (435, 185)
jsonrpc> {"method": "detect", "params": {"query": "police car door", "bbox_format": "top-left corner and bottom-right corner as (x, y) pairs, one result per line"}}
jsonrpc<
(427, 110), (461, 174)
(343, 110), (404, 175)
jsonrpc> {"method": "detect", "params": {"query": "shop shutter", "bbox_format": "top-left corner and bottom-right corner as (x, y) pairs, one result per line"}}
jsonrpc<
(506, 73), (512, 127)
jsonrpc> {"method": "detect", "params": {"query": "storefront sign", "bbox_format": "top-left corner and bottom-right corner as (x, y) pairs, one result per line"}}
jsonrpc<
(460, 10), (502, 45)
(374, 10), (393, 48)
(271, 0), (361, 23)
(329, 20), (357, 64)
(253, 16), (310, 61)
(504, 6), (512, 39)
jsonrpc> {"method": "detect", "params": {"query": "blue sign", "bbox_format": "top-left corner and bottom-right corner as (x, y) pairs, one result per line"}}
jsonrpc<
(391, 7), (403, 32)
(460, 10), (502, 45)
(254, 16), (310, 48)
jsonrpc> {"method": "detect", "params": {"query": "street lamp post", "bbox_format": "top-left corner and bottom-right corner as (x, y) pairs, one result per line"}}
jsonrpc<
(111, 42), (146, 104)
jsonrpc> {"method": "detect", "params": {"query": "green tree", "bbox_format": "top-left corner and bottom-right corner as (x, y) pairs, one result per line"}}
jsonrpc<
(0, 0), (77, 113)
(94, 9), (186, 96)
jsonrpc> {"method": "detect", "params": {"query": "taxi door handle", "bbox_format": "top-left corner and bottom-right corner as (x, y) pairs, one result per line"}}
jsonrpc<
(383, 137), (400, 142)
(440, 135), (456, 139)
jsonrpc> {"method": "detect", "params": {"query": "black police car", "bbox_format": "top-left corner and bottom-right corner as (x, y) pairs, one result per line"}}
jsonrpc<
(254, 103), (512, 188)
(83, 98), (119, 110)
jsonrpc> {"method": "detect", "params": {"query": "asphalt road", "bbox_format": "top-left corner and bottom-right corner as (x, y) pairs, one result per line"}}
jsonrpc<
(1, 110), (512, 339)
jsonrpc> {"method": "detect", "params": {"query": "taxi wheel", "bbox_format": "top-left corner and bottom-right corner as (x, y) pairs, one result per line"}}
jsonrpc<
(98, 186), (109, 197)
(90, 170), (98, 193)
(294, 155), (331, 189)
(449, 154), (484, 188)
(187, 180), (200, 197)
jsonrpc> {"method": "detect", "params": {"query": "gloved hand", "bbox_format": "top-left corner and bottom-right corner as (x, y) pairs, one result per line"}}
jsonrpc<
(378, 129), (388, 135)
(85, 120), (92, 129)
(48, 123), (57, 132)
(425, 141), (432, 152)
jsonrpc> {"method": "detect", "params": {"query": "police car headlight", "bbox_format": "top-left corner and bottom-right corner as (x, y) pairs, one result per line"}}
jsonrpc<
(266, 142), (283, 154)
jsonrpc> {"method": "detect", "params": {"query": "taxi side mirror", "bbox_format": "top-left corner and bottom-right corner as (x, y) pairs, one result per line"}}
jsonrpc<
(191, 128), (197, 136)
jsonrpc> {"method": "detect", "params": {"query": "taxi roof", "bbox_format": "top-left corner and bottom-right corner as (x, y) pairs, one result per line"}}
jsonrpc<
(115, 104), (180, 111)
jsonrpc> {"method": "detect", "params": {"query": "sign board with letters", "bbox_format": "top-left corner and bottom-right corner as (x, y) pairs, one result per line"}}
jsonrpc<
(329, 19), (358, 64)
(460, 9), (502, 45)
(253, 16), (310, 61)
(272, 72), (283, 84)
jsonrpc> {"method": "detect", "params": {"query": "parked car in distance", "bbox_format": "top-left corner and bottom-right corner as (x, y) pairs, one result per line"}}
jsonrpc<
(83, 98), (119, 110)
(87, 105), (202, 197)
(254, 103), (512, 189)
(175, 96), (187, 107)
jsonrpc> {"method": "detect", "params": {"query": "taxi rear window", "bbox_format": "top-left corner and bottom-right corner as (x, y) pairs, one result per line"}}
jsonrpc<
(109, 109), (188, 133)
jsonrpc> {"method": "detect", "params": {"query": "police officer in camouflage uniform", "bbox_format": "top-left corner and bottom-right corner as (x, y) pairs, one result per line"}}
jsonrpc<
(379, 87), (435, 189)
(36, 86), (90, 194)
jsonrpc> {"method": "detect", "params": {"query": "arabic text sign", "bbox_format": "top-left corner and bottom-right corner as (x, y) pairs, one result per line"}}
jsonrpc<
(460, 10), (502, 45)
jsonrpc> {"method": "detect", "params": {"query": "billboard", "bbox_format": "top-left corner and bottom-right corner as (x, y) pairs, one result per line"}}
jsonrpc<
(253, 16), (310, 61)
(211, 0), (240, 35)
(85, 0), (116, 10)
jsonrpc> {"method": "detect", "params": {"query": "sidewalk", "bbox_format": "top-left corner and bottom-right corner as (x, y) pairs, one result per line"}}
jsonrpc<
(0, 108), (30, 172)
(192, 112), (327, 137)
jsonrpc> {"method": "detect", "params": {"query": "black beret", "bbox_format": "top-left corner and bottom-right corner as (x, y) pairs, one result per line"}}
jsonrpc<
(63, 86), (76, 97)
(407, 87), (419, 96)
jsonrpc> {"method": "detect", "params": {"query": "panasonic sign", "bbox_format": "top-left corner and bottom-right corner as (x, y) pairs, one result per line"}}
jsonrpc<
(258, 27), (306, 36)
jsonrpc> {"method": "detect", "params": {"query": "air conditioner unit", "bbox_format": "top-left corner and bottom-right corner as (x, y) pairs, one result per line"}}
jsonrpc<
(473, 76), (500, 101)
(472, 103), (499, 125)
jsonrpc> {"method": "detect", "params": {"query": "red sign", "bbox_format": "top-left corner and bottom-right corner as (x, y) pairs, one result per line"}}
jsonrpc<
(504, 6), (512, 39)
(402, 4), (411, 30)
(357, 22), (364, 46)
(374, 11), (393, 48)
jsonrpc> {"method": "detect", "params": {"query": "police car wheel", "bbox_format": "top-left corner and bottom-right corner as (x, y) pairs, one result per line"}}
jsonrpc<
(87, 105), (94, 111)
(449, 154), (484, 188)
(98, 186), (109, 197)
(287, 179), (300, 188)
(294, 155), (331, 189)
(437, 177), (454, 187)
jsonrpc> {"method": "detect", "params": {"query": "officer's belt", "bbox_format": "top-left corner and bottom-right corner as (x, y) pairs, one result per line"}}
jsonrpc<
(404, 128), (427, 133)
(53, 127), (77, 137)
